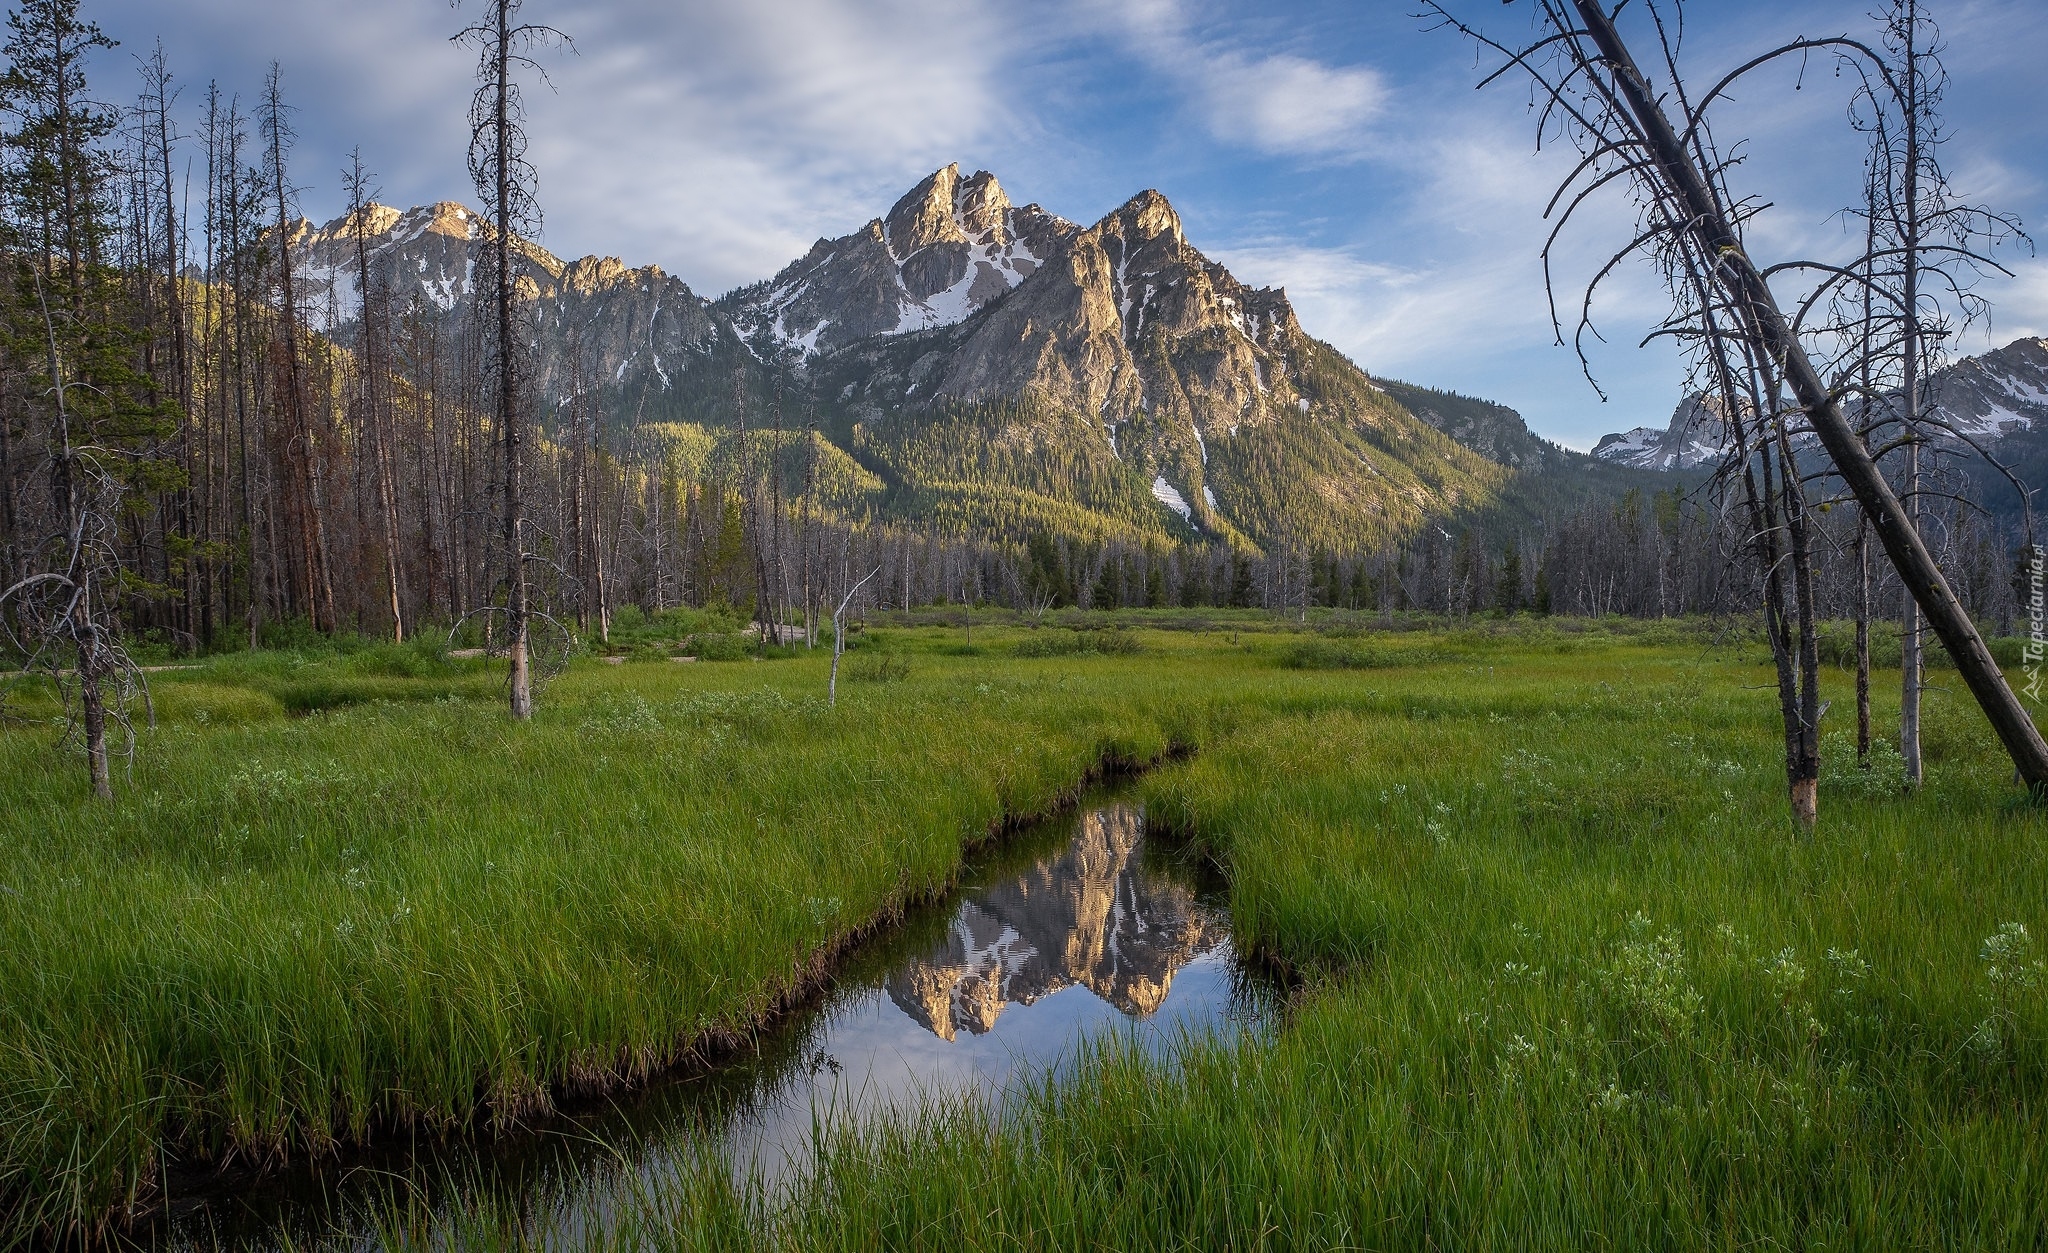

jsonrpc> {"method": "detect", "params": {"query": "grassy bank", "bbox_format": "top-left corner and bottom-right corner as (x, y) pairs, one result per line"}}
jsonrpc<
(663, 636), (2045, 1250)
(0, 628), (1273, 1242)
(4, 617), (2042, 1247)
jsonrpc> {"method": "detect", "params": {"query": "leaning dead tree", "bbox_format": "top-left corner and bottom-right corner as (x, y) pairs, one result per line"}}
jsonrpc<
(453, 0), (568, 720)
(1429, 0), (2048, 809)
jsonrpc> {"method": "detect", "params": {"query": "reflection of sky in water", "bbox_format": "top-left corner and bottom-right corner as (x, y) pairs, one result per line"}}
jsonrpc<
(163, 800), (1277, 1250)
(725, 948), (1252, 1186)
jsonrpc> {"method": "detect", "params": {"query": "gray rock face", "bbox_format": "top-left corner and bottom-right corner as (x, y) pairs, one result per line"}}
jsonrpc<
(1594, 337), (2048, 472)
(1592, 393), (1735, 471)
(720, 163), (1076, 358)
(288, 202), (721, 423)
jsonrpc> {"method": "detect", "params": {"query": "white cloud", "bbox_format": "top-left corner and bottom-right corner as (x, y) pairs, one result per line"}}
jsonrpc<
(1087, 0), (1386, 159)
(1972, 258), (2048, 349)
(1192, 50), (1386, 158)
(489, 0), (1039, 292)
(105, 0), (1036, 295)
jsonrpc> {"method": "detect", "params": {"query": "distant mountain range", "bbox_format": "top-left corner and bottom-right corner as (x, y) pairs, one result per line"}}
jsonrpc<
(283, 167), (1694, 553)
(1591, 336), (2048, 476)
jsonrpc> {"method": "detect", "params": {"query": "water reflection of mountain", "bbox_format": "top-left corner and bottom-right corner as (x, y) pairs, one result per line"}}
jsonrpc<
(885, 805), (1219, 1041)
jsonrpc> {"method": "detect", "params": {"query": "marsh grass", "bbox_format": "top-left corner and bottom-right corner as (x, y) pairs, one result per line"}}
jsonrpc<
(3, 617), (2042, 1248)
(1012, 628), (1142, 658)
(691, 641), (2047, 1251)
(1275, 637), (1450, 670)
(0, 632), (1248, 1242)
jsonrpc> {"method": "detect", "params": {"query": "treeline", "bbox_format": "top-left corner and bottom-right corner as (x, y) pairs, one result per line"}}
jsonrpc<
(1, 0), (2027, 696)
(0, 2), (924, 661)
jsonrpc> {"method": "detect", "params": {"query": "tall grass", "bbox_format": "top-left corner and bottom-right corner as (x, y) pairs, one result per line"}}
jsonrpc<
(5, 619), (2042, 1248)
(698, 642), (2048, 1250)
(0, 634), (1258, 1242)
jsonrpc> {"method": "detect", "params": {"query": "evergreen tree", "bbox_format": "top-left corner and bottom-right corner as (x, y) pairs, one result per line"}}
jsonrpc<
(0, 0), (170, 797)
(1497, 546), (1523, 615)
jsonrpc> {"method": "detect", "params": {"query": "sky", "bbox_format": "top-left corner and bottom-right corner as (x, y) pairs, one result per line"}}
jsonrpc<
(82, 0), (2048, 449)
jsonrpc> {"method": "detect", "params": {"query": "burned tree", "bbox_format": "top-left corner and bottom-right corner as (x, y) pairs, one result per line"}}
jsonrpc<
(342, 148), (405, 642)
(1843, 0), (2031, 785)
(453, 0), (567, 720)
(0, 0), (167, 797)
(1428, 0), (2048, 810)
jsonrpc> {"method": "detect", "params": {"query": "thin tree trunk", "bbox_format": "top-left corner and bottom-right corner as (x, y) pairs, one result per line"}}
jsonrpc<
(1571, 0), (2048, 793)
(1899, 0), (1925, 786)
(1857, 515), (1872, 762)
(484, 0), (532, 718)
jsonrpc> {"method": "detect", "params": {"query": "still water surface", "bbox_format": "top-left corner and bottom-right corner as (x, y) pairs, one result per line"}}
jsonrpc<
(163, 796), (1275, 1248)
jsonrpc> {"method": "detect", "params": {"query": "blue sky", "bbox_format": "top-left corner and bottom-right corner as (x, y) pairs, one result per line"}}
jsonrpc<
(85, 0), (2048, 448)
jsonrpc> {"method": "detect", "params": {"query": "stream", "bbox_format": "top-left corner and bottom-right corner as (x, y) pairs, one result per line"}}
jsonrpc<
(159, 794), (1278, 1248)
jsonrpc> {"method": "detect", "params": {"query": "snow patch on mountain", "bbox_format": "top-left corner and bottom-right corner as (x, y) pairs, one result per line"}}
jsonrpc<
(1151, 476), (1193, 524)
(723, 164), (1074, 358)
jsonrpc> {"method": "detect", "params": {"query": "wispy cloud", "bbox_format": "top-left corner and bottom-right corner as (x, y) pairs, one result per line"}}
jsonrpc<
(83, 0), (2048, 448)
(106, 0), (1037, 294)
(1085, 0), (1386, 159)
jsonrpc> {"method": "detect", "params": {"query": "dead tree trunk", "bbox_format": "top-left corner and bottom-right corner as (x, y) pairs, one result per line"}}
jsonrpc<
(456, 0), (565, 715)
(262, 66), (335, 633)
(1570, 0), (2048, 793)
(345, 151), (405, 642)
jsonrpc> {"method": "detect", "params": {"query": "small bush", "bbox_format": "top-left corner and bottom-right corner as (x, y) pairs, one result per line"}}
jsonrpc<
(343, 640), (455, 679)
(1280, 639), (1437, 670)
(685, 632), (754, 662)
(843, 653), (911, 683)
(1014, 629), (1142, 658)
(1820, 731), (1907, 801)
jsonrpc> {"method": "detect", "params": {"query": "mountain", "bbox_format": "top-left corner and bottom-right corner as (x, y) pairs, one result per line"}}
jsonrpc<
(286, 167), (1652, 555)
(1592, 394), (1735, 472)
(767, 167), (1510, 551)
(1921, 336), (2048, 440)
(1591, 337), (2048, 473)
(1378, 379), (1695, 530)
(721, 164), (1076, 359)
(1381, 380), (1599, 474)
(885, 804), (1216, 1040)
(286, 201), (743, 428)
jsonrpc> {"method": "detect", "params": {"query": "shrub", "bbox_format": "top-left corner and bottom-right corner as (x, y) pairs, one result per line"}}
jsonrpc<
(1280, 639), (1438, 670)
(1014, 629), (1142, 658)
(844, 653), (911, 683)
(1819, 730), (1907, 801)
(685, 632), (754, 662)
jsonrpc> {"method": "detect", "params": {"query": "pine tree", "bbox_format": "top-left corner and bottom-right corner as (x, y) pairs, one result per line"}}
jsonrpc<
(0, 0), (168, 796)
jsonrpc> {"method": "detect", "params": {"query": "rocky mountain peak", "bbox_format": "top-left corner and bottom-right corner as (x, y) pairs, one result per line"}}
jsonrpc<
(562, 254), (632, 295)
(1104, 189), (1184, 248)
(419, 201), (478, 241)
(883, 163), (969, 255)
(721, 163), (1074, 358)
(954, 169), (1012, 239)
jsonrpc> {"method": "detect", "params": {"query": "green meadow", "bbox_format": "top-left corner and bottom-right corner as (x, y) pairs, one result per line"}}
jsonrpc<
(2, 614), (2043, 1248)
